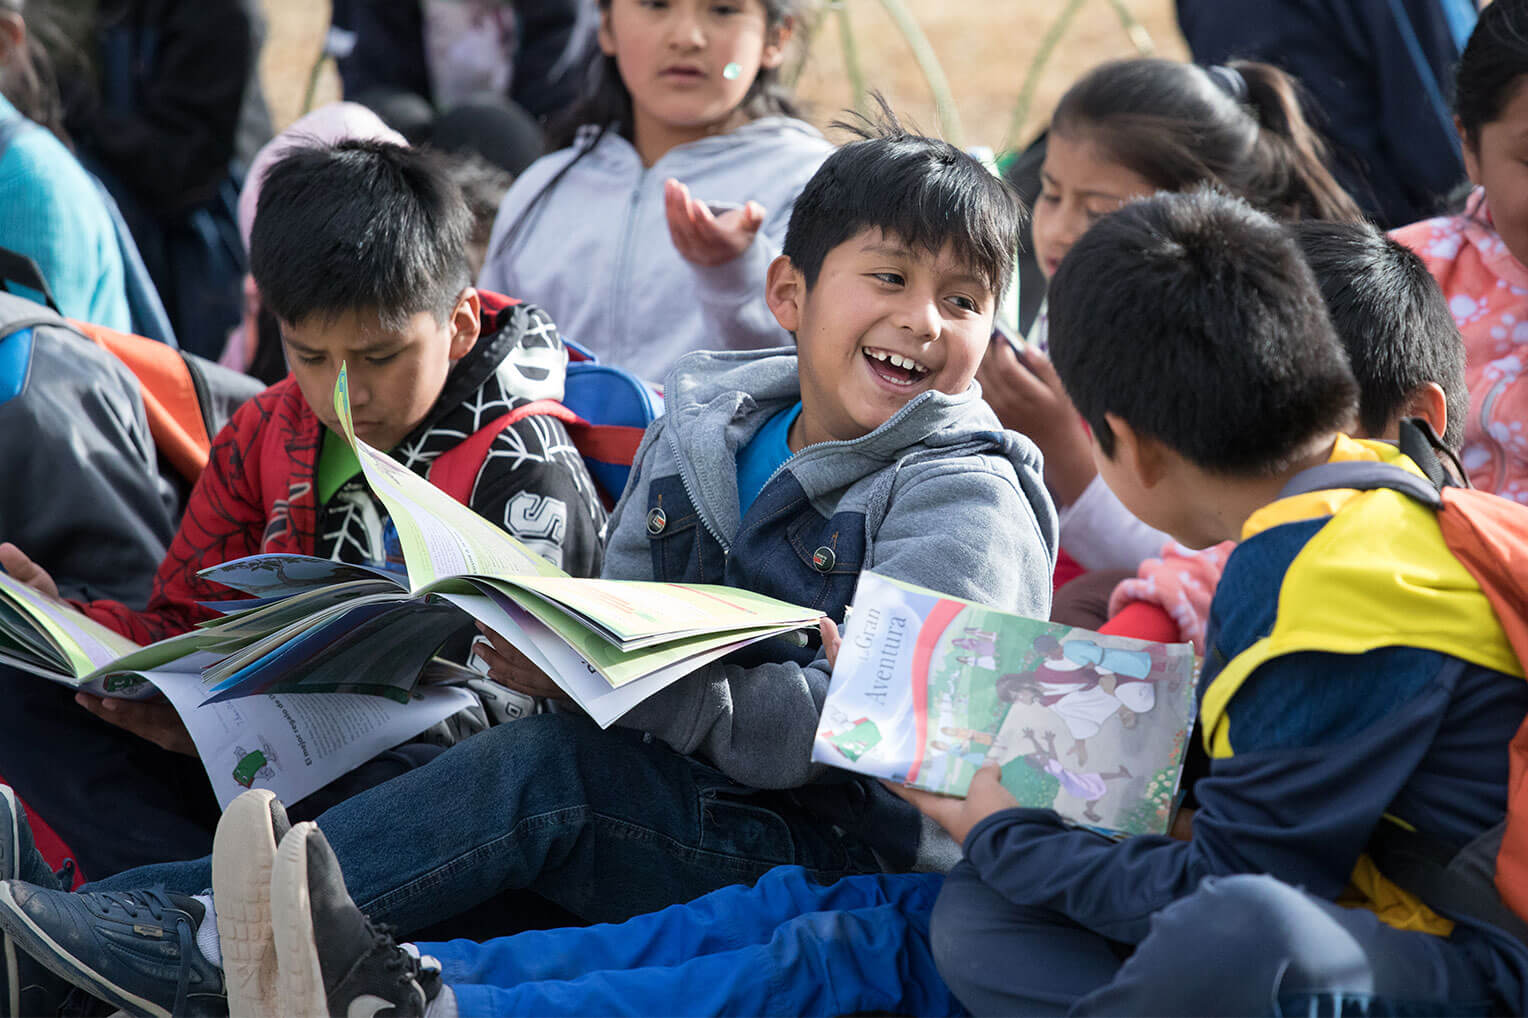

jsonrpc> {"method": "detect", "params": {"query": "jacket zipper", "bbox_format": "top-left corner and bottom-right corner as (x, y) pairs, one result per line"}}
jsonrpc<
(608, 172), (647, 355)
(754, 390), (940, 498)
(667, 424), (731, 553)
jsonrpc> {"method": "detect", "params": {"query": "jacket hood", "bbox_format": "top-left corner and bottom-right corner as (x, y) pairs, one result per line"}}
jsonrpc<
(414, 291), (567, 440)
(661, 347), (1056, 547)
(572, 117), (829, 176)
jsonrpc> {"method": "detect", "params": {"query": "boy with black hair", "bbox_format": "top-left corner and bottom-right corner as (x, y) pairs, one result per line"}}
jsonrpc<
(0, 139), (606, 880)
(0, 118), (1057, 1018)
(1292, 218), (1468, 450)
(894, 189), (1528, 1015)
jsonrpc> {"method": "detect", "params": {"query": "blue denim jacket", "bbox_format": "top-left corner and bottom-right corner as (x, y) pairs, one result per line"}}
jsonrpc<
(603, 347), (1058, 869)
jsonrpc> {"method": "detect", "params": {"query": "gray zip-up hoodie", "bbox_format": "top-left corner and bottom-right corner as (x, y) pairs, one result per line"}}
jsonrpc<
(603, 348), (1059, 870)
(477, 118), (833, 381)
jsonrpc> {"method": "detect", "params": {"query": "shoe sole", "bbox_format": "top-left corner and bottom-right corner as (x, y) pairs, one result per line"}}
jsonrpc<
(213, 790), (282, 1018)
(0, 882), (169, 1018)
(2, 787), (21, 1018)
(271, 823), (328, 1017)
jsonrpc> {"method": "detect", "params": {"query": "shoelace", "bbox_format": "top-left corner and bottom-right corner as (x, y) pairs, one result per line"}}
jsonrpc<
(365, 920), (421, 991)
(88, 889), (179, 924)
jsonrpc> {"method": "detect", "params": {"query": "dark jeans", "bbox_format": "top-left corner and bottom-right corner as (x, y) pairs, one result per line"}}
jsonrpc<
(0, 667), (444, 881)
(932, 863), (1523, 1016)
(95, 713), (885, 936)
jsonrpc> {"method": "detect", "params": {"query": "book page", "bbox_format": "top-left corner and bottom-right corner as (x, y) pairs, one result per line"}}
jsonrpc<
(813, 572), (1196, 836)
(148, 668), (478, 809)
(334, 365), (565, 587)
(497, 577), (821, 649)
(0, 571), (143, 677)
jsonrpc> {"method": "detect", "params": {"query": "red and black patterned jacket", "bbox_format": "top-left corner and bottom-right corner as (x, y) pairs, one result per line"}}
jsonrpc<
(81, 293), (606, 644)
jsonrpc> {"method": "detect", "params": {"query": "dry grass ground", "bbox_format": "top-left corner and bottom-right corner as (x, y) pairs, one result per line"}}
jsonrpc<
(256, 0), (1186, 150)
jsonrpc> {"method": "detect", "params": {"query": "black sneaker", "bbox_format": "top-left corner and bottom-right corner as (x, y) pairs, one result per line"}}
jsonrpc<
(272, 822), (436, 1017)
(1, 787), (71, 1017)
(0, 883), (226, 1018)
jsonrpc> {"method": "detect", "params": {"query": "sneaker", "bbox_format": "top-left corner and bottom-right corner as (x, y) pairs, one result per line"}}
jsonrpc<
(272, 823), (435, 1018)
(0, 883), (226, 1017)
(212, 790), (289, 1018)
(0, 788), (70, 1017)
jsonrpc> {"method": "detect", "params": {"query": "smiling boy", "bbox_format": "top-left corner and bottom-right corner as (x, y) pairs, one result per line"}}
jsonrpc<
(0, 116), (1059, 1018)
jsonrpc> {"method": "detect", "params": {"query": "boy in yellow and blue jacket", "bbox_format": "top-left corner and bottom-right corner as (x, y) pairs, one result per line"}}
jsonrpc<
(899, 189), (1528, 1016)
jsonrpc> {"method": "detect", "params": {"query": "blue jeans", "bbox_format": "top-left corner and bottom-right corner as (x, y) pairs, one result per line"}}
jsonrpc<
(932, 864), (1526, 1016)
(421, 866), (961, 1016)
(94, 713), (884, 933)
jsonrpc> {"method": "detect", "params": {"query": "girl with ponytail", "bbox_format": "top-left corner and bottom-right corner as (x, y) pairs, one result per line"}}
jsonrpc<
(983, 58), (1362, 578)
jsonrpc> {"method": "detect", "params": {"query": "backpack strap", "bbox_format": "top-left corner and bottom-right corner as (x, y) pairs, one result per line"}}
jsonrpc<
(427, 399), (579, 505)
(1276, 460), (1443, 509)
(427, 399), (648, 507)
(70, 319), (211, 483)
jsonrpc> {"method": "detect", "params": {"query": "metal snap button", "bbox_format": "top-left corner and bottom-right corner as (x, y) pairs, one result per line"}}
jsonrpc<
(646, 507), (667, 535)
(812, 545), (836, 572)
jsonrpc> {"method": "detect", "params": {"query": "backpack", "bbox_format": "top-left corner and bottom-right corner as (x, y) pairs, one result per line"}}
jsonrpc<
(1276, 420), (1528, 939)
(0, 249), (260, 485)
(427, 333), (662, 509)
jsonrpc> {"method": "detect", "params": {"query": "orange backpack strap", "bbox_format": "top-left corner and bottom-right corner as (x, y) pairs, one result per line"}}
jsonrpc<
(69, 319), (210, 484)
(1436, 486), (1528, 923)
(427, 399), (578, 505)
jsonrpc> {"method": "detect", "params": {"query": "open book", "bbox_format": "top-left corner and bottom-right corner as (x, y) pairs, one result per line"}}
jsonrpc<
(813, 572), (1197, 836)
(0, 365), (819, 805)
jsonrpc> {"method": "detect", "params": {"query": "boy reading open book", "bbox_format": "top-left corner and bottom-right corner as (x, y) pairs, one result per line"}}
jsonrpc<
(0, 140), (606, 878)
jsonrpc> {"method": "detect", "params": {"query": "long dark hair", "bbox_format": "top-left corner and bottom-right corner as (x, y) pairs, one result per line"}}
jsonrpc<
(1456, 0), (1528, 146)
(545, 0), (804, 150)
(1051, 58), (1363, 224)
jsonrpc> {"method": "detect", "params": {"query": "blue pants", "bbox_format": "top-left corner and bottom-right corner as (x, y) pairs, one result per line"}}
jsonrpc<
(93, 713), (884, 934)
(932, 863), (1527, 1016)
(420, 866), (960, 1017)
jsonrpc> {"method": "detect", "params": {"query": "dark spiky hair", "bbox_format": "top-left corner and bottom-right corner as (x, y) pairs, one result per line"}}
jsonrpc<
(249, 140), (473, 330)
(782, 97), (1023, 299)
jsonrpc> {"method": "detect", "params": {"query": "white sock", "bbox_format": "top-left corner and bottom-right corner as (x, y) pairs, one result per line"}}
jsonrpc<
(192, 893), (222, 967)
(425, 985), (458, 1018)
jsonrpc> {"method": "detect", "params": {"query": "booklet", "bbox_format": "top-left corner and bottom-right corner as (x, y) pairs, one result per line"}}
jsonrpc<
(813, 572), (1197, 836)
(0, 365), (821, 728)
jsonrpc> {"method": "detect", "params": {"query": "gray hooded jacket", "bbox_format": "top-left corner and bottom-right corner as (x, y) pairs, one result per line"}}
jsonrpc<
(603, 348), (1059, 870)
(477, 118), (833, 381)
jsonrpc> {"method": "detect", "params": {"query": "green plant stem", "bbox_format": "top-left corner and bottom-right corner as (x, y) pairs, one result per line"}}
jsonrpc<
(1104, 0), (1157, 55)
(876, 0), (963, 146)
(1003, 0), (1088, 153)
(832, 1), (869, 115)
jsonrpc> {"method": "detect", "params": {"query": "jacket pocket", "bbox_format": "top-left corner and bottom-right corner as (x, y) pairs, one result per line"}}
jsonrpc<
(645, 474), (726, 583)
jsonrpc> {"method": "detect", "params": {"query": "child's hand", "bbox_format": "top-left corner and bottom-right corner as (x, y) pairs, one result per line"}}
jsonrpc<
(75, 693), (196, 756)
(0, 543), (59, 599)
(664, 178), (765, 266)
(473, 622), (572, 704)
(819, 617), (842, 669)
(884, 765), (1020, 846)
(975, 340), (1097, 506)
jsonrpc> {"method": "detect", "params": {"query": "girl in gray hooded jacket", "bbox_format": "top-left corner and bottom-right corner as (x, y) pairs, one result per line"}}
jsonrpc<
(478, 0), (833, 382)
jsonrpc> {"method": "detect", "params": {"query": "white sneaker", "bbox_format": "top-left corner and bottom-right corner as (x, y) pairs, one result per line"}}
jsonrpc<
(212, 789), (290, 1018)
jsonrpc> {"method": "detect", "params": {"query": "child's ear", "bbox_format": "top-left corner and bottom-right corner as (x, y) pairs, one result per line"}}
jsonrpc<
(765, 255), (804, 333)
(1105, 412), (1169, 489)
(448, 289), (481, 361)
(1401, 381), (1450, 441)
(760, 16), (794, 70)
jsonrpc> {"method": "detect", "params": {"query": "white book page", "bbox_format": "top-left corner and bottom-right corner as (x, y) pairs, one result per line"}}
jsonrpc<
(146, 669), (478, 809)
